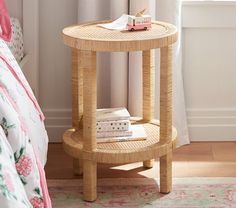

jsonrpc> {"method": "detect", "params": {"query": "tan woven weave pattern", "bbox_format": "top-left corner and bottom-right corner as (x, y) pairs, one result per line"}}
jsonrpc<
(63, 120), (177, 160)
(62, 20), (177, 51)
(65, 22), (170, 41)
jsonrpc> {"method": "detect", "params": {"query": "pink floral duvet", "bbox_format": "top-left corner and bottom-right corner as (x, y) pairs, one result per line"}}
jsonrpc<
(0, 39), (51, 207)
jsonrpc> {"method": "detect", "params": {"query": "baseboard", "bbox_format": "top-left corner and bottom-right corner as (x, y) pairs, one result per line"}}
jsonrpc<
(187, 108), (236, 141)
(43, 109), (72, 143)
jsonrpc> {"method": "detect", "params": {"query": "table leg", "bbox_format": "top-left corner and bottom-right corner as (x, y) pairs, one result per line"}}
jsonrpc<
(160, 46), (173, 193)
(143, 159), (154, 168)
(83, 160), (97, 201)
(82, 50), (97, 201)
(73, 159), (83, 175)
(71, 49), (84, 175)
(142, 50), (155, 168)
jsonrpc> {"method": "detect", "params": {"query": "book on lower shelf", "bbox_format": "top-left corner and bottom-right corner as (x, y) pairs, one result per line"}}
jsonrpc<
(96, 120), (130, 132)
(96, 124), (147, 143)
(97, 128), (132, 138)
(96, 107), (130, 122)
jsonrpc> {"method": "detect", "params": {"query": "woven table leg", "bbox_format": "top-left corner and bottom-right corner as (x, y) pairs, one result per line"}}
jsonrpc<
(73, 159), (83, 175)
(160, 152), (172, 193)
(71, 49), (84, 175)
(143, 159), (154, 168)
(142, 50), (155, 168)
(160, 46), (173, 194)
(83, 160), (97, 201)
(82, 50), (97, 201)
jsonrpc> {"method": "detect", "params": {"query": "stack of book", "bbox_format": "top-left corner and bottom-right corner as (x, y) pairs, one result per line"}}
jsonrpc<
(96, 107), (147, 143)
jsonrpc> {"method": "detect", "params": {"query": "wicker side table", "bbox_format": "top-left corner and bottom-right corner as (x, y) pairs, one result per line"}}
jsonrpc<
(62, 20), (178, 202)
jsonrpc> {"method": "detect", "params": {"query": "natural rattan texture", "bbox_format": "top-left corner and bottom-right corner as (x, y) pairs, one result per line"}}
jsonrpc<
(63, 120), (177, 164)
(71, 49), (84, 175)
(62, 19), (178, 201)
(62, 20), (177, 52)
(160, 46), (173, 193)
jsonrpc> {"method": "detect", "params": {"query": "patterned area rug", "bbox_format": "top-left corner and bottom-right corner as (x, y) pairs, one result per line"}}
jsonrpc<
(48, 178), (236, 208)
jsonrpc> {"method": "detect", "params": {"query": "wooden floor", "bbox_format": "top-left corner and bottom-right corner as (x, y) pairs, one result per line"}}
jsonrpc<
(45, 142), (236, 179)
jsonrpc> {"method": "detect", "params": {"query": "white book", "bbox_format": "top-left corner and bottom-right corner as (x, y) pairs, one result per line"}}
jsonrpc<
(96, 120), (130, 132)
(97, 124), (147, 143)
(97, 129), (132, 138)
(96, 107), (130, 122)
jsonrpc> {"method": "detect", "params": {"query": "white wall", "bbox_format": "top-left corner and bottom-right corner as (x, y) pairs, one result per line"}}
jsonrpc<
(182, 1), (236, 141)
(39, 0), (77, 141)
(39, 0), (111, 141)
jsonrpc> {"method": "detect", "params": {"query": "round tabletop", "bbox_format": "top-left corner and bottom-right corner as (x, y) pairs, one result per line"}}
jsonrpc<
(62, 20), (178, 52)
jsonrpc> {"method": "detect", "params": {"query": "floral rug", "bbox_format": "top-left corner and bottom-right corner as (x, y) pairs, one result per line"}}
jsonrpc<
(48, 178), (236, 208)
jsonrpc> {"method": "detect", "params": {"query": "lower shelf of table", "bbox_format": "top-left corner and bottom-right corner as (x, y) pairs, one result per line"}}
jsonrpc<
(63, 119), (177, 164)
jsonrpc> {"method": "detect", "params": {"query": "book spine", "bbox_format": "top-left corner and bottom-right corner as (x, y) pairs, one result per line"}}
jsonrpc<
(97, 130), (132, 138)
(96, 137), (146, 143)
(96, 120), (130, 132)
(97, 116), (130, 122)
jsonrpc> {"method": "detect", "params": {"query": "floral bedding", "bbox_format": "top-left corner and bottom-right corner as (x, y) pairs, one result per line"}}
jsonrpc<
(0, 39), (48, 166)
(0, 39), (51, 207)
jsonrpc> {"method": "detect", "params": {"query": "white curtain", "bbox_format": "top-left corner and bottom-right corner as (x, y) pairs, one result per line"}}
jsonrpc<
(77, 0), (190, 146)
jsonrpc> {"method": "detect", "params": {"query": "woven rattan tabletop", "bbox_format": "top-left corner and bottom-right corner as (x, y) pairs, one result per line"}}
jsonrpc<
(62, 20), (177, 52)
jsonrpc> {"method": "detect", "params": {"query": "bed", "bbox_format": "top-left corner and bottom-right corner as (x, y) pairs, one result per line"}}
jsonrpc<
(0, 0), (51, 207)
(5, 0), (39, 98)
